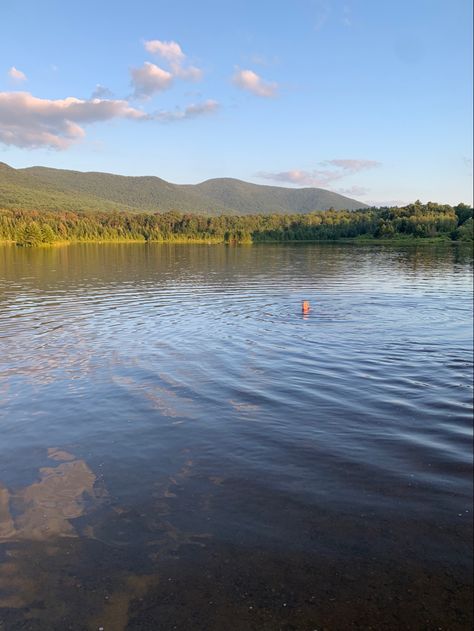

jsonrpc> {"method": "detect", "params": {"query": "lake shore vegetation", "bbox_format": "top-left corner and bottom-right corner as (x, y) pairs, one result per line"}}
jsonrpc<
(0, 202), (472, 247)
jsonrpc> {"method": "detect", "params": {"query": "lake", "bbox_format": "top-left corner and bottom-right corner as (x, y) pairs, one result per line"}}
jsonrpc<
(0, 242), (472, 630)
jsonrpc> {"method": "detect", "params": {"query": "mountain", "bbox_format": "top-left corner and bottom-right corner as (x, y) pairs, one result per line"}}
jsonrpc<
(0, 162), (367, 215)
(183, 178), (366, 214)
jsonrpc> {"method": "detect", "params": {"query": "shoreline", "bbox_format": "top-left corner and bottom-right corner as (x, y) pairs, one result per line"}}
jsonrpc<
(0, 236), (470, 248)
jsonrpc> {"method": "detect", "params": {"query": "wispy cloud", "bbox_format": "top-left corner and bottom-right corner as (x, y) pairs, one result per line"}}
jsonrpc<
(144, 39), (203, 82)
(153, 99), (219, 122)
(257, 170), (321, 186)
(243, 53), (279, 67)
(312, 0), (331, 31)
(0, 91), (147, 149)
(342, 3), (352, 27)
(247, 54), (269, 66)
(91, 84), (114, 99)
(257, 159), (380, 188)
(8, 66), (27, 82)
(173, 64), (203, 81)
(322, 159), (380, 171)
(130, 62), (173, 99)
(338, 185), (369, 197)
(232, 69), (278, 98)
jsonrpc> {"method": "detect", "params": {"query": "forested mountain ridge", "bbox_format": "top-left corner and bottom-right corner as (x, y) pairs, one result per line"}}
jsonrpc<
(0, 162), (367, 215)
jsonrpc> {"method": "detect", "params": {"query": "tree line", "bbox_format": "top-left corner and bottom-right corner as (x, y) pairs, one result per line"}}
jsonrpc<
(0, 202), (472, 246)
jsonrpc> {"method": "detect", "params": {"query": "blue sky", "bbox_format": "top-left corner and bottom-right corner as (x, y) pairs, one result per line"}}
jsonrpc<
(0, 0), (472, 205)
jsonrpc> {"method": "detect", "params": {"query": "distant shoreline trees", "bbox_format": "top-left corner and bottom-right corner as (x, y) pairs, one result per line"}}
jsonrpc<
(0, 202), (472, 247)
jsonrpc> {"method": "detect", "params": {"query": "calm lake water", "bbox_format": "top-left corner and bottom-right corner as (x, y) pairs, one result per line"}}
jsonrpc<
(0, 242), (472, 630)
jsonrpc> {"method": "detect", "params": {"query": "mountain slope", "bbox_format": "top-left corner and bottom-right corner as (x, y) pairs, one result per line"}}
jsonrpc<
(188, 178), (365, 214)
(21, 166), (213, 213)
(0, 162), (367, 215)
(0, 162), (139, 213)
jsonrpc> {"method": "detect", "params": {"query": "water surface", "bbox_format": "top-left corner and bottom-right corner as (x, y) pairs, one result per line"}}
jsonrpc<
(0, 243), (472, 630)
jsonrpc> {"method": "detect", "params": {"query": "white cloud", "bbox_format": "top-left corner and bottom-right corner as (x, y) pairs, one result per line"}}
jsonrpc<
(143, 39), (203, 82)
(130, 62), (173, 98)
(144, 40), (185, 64)
(153, 99), (219, 122)
(8, 66), (27, 81)
(0, 91), (147, 149)
(232, 69), (278, 98)
(257, 159), (380, 188)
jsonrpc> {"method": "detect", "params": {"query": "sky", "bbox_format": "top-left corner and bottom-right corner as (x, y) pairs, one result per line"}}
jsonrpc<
(0, 0), (472, 206)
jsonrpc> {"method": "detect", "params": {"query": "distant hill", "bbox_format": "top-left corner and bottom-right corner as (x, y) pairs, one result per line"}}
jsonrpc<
(0, 162), (367, 215)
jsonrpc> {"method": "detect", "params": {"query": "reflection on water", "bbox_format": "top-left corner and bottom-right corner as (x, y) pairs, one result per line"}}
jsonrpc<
(0, 242), (472, 629)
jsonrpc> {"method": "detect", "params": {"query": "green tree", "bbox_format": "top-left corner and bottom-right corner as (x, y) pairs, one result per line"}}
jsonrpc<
(18, 221), (43, 246)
